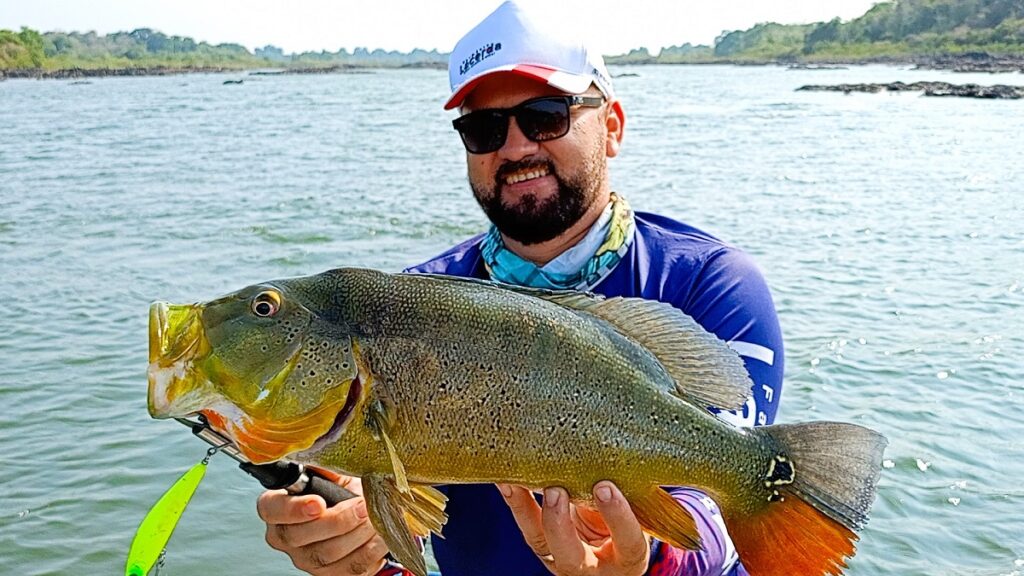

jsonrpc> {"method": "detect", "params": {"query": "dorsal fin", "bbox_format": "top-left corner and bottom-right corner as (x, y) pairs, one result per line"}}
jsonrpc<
(536, 292), (751, 411)
(406, 274), (751, 411)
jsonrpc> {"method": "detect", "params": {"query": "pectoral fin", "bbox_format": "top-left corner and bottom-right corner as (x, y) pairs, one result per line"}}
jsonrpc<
(362, 474), (448, 576)
(367, 398), (410, 493)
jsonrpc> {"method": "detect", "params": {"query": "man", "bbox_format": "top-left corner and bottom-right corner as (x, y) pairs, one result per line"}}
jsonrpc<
(256, 2), (784, 575)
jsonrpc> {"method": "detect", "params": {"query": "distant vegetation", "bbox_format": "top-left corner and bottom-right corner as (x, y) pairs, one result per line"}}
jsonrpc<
(2, 0), (1023, 73)
(1, 28), (260, 70)
(617, 0), (1024, 63)
(0, 27), (446, 72)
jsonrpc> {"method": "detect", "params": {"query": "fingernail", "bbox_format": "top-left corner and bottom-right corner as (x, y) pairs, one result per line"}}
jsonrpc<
(304, 501), (322, 517)
(497, 484), (512, 498)
(595, 483), (613, 503)
(544, 487), (561, 508)
(356, 502), (369, 519)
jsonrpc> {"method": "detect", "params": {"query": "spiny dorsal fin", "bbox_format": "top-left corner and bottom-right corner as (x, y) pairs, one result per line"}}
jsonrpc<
(509, 288), (751, 411)
(573, 295), (751, 411)
(406, 273), (752, 411)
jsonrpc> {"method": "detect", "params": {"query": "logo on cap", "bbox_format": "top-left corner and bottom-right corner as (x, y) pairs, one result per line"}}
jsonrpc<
(459, 42), (503, 77)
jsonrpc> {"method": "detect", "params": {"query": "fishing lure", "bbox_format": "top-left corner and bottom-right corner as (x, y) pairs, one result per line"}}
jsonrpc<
(125, 415), (354, 575)
(124, 446), (221, 576)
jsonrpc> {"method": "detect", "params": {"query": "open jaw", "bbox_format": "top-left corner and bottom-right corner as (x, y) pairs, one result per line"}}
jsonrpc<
(147, 299), (363, 463)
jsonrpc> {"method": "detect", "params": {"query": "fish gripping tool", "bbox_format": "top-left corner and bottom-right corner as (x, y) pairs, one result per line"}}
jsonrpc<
(174, 414), (357, 505)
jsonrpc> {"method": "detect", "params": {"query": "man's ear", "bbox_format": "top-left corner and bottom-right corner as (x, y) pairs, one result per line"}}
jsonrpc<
(605, 99), (625, 158)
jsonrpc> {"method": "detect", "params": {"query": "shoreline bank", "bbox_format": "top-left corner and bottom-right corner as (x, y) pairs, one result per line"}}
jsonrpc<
(0, 61), (446, 81)
(3, 53), (1022, 82)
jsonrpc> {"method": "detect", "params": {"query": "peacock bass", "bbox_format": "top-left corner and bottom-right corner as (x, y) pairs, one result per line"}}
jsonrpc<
(147, 268), (886, 576)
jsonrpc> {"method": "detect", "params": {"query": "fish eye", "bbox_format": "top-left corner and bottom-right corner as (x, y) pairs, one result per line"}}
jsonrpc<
(251, 291), (281, 318)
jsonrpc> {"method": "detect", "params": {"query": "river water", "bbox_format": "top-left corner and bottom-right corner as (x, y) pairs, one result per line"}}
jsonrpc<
(1, 65), (1022, 575)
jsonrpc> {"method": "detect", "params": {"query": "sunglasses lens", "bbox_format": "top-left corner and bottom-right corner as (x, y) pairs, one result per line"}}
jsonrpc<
(517, 98), (570, 142)
(452, 97), (575, 154)
(455, 110), (507, 154)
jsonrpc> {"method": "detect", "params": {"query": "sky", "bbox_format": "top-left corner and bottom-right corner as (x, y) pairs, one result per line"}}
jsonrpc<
(0, 0), (882, 56)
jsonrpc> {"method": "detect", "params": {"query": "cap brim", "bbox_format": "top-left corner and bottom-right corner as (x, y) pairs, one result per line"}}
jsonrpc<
(444, 63), (594, 110)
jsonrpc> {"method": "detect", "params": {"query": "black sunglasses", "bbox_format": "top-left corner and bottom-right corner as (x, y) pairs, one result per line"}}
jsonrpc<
(452, 95), (605, 154)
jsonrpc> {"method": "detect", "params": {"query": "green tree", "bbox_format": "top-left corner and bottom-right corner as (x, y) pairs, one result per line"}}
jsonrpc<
(17, 27), (46, 66)
(805, 18), (842, 53)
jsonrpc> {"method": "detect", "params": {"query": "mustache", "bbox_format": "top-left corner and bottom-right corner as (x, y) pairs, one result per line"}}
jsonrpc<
(495, 159), (555, 184)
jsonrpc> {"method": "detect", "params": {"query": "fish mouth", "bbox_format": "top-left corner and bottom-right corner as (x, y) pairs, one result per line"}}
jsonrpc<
(147, 301), (212, 419)
(147, 300), (363, 464)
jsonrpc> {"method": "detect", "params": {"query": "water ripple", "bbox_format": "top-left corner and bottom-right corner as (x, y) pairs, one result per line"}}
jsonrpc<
(1, 66), (1022, 575)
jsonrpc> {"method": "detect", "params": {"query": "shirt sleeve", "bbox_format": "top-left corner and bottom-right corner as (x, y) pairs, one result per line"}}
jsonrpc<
(644, 488), (751, 576)
(376, 562), (416, 576)
(678, 246), (785, 427)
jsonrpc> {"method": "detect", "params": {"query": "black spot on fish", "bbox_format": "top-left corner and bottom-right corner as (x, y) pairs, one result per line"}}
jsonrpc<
(764, 455), (795, 487)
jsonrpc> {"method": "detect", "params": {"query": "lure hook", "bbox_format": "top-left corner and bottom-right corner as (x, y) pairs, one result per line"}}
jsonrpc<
(202, 441), (229, 465)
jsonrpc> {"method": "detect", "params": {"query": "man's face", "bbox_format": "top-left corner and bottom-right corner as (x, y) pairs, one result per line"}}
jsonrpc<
(460, 75), (611, 246)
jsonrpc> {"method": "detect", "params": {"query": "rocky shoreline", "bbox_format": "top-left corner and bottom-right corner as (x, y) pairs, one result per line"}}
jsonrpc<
(0, 61), (446, 81)
(797, 81), (1024, 99)
(0, 66), (242, 80)
(1, 52), (1020, 82)
(782, 52), (1024, 73)
(909, 52), (1024, 73)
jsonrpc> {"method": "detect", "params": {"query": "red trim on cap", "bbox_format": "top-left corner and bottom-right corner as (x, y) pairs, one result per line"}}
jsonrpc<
(444, 64), (559, 110)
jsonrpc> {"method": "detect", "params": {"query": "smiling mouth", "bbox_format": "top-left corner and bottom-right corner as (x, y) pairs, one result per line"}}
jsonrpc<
(504, 165), (551, 185)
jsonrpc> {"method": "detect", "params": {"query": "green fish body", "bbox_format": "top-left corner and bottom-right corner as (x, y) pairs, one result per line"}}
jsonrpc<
(147, 268), (886, 576)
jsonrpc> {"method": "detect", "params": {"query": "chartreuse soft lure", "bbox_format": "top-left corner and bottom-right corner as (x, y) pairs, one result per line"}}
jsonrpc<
(125, 450), (216, 576)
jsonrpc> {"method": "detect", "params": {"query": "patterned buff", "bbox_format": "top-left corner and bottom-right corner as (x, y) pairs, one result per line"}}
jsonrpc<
(480, 193), (636, 291)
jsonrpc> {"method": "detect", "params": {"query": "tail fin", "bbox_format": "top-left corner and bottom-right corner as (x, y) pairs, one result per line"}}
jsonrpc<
(726, 422), (887, 576)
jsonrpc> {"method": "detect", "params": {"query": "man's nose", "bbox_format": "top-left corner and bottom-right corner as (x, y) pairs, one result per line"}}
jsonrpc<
(497, 117), (540, 160)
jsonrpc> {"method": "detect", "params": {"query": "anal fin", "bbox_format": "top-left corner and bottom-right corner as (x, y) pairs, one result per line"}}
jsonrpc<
(362, 474), (448, 576)
(628, 486), (701, 551)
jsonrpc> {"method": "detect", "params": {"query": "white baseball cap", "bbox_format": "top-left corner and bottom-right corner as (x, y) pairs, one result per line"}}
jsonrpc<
(445, 1), (614, 110)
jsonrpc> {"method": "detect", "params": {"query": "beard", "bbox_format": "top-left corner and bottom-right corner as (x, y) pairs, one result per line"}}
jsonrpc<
(471, 153), (604, 246)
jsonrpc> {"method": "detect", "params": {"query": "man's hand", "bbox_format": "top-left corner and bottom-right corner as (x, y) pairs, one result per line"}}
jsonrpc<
(257, 476), (390, 576)
(499, 481), (651, 576)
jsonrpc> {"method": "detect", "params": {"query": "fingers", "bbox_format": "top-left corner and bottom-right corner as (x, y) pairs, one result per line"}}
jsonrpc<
(542, 487), (587, 572)
(498, 484), (550, 558)
(591, 482), (648, 573)
(570, 505), (610, 546)
(258, 488), (388, 576)
(266, 495), (370, 549)
(500, 482), (649, 576)
(292, 533), (389, 576)
(257, 489), (327, 526)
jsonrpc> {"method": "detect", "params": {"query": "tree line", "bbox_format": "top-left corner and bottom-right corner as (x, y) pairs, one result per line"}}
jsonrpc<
(0, 27), (447, 71)
(715, 0), (1024, 60)
(610, 0), (1024, 63)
